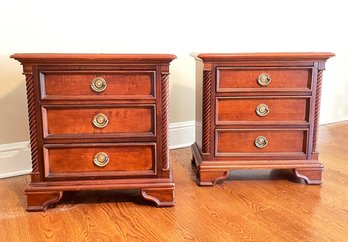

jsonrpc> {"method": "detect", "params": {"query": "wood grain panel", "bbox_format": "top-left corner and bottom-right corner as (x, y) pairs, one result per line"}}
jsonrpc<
(41, 72), (155, 99)
(217, 68), (312, 91)
(44, 144), (155, 178)
(43, 105), (155, 137)
(216, 97), (308, 124)
(216, 129), (307, 155)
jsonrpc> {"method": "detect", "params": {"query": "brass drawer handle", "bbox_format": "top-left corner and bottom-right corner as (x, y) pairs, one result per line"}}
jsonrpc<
(93, 152), (109, 167)
(256, 104), (270, 117)
(91, 77), (107, 93)
(257, 73), (271, 86)
(93, 113), (109, 128)
(255, 136), (268, 149)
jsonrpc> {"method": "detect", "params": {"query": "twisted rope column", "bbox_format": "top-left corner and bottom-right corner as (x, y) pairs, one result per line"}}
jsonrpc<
(161, 72), (170, 170)
(313, 70), (323, 153)
(202, 70), (212, 154)
(25, 73), (39, 172)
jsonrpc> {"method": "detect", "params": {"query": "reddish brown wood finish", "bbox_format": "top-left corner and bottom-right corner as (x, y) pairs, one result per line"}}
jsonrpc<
(141, 187), (175, 207)
(293, 168), (323, 184)
(24, 72), (40, 173)
(216, 129), (307, 154)
(198, 169), (230, 186)
(216, 97), (308, 123)
(42, 72), (155, 100)
(43, 105), (154, 136)
(191, 52), (334, 186)
(26, 191), (63, 212)
(196, 52), (335, 61)
(202, 70), (212, 155)
(44, 144), (155, 178)
(217, 68), (311, 90)
(10, 53), (176, 63)
(11, 53), (176, 210)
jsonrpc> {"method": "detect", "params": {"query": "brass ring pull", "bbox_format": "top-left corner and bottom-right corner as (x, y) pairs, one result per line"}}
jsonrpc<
(255, 136), (268, 149)
(92, 113), (109, 128)
(256, 104), (270, 117)
(93, 152), (109, 167)
(91, 77), (107, 93)
(257, 73), (271, 86)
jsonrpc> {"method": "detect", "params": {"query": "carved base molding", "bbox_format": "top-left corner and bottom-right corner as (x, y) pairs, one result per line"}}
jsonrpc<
(293, 168), (323, 185)
(141, 187), (175, 207)
(191, 142), (324, 186)
(25, 179), (175, 211)
(26, 191), (63, 211)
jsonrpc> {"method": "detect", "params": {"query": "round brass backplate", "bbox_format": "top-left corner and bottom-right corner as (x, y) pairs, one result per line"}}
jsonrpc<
(255, 136), (268, 149)
(256, 103), (270, 117)
(91, 77), (107, 93)
(92, 113), (109, 128)
(257, 73), (271, 86)
(93, 152), (109, 167)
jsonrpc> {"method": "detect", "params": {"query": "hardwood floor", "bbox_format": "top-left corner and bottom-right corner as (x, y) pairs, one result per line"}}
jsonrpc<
(1, 122), (348, 241)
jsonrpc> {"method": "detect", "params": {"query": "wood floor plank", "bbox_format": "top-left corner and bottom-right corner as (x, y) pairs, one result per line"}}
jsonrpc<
(1, 122), (348, 241)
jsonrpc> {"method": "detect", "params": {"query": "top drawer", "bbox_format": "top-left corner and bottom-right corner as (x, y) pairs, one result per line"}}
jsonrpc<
(40, 71), (156, 100)
(216, 67), (312, 92)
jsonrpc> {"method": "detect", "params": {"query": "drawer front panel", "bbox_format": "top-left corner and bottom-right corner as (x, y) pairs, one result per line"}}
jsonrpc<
(40, 71), (155, 99)
(216, 129), (307, 156)
(43, 105), (155, 137)
(44, 143), (156, 179)
(217, 68), (312, 91)
(216, 97), (308, 124)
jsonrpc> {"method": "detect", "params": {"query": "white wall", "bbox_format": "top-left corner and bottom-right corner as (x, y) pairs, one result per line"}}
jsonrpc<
(0, 0), (347, 145)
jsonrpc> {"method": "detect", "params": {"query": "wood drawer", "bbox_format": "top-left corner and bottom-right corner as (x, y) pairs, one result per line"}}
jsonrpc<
(43, 143), (156, 179)
(216, 129), (308, 157)
(42, 105), (155, 138)
(216, 67), (312, 92)
(40, 71), (155, 100)
(216, 97), (309, 124)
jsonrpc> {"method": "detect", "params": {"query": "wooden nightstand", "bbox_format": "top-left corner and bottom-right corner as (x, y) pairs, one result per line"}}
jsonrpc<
(191, 52), (334, 186)
(11, 53), (176, 211)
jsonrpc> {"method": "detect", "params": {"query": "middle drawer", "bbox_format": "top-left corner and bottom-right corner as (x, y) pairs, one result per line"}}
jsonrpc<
(42, 104), (155, 139)
(216, 97), (309, 125)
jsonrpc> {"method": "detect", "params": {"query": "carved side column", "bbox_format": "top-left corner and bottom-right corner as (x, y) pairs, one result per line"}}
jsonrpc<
(202, 70), (212, 155)
(161, 70), (170, 171)
(312, 70), (323, 158)
(24, 66), (39, 179)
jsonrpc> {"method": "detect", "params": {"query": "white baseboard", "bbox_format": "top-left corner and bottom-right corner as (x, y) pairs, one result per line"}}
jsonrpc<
(0, 141), (32, 179)
(0, 121), (195, 178)
(169, 120), (195, 149)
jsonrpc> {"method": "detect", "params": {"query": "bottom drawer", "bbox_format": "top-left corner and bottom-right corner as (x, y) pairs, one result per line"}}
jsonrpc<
(43, 143), (156, 179)
(216, 129), (308, 158)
